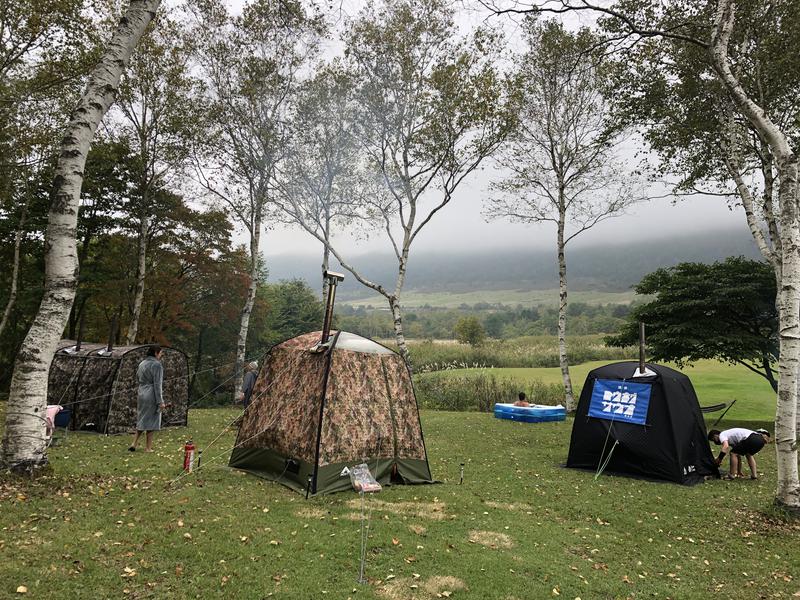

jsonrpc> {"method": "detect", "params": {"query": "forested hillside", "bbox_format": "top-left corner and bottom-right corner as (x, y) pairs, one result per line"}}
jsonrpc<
(267, 227), (761, 298)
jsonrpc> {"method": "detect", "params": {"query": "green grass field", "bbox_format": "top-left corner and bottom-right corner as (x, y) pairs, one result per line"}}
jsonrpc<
(1, 403), (797, 599)
(427, 360), (777, 421)
(342, 288), (638, 309)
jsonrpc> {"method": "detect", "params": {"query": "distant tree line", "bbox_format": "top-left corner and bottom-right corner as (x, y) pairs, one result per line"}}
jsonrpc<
(335, 302), (632, 341)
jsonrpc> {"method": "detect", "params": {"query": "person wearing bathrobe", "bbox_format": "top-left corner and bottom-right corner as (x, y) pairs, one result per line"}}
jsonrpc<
(129, 345), (165, 452)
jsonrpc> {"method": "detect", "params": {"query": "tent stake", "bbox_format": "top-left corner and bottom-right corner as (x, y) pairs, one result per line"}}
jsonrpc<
(358, 491), (368, 584)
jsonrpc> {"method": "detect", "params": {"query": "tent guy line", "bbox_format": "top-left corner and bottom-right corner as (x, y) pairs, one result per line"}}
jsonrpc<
(52, 353), (261, 411)
(167, 358), (301, 488)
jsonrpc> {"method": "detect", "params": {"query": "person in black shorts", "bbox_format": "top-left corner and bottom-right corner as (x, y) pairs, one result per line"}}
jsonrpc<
(708, 427), (770, 479)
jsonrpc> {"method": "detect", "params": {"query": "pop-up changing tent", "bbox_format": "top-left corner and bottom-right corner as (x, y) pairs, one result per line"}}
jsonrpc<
(566, 361), (718, 485)
(229, 330), (434, 495)
(47, 340), (189, 434)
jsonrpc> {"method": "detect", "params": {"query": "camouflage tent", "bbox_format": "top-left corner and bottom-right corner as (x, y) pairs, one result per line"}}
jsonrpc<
(47, 340), (189, 434)
(229, 331), (434, 495)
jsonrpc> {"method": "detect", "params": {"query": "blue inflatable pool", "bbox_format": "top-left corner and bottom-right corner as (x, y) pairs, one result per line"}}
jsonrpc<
(494, 403), (566, 423)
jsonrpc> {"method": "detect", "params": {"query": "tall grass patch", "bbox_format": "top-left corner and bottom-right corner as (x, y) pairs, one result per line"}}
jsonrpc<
(410, 335), (633, 372)
(414, 371), (565, 411)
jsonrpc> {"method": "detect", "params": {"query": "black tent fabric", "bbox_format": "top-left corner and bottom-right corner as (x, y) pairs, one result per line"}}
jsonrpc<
(48, 340), (189, 434)
(566, 361), (719, 485)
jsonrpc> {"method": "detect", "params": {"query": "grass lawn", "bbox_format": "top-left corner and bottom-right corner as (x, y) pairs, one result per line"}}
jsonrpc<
(428, 360), (777, 421)
(1, 406), (798, 599)
(342, 288), (638, 309)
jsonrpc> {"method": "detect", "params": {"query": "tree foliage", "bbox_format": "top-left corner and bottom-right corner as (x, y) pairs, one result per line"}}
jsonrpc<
(606, 257), (778, 389)
(454, 316), (487, 347)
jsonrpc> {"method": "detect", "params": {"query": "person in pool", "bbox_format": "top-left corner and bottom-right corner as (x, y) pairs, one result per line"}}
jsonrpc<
(513, 391), (530, 407)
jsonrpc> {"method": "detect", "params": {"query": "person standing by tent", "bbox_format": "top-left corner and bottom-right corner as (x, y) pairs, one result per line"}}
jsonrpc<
(129, 345), (165, 453)
(238, 361), (258, 409)
(708, 428), (770, 480)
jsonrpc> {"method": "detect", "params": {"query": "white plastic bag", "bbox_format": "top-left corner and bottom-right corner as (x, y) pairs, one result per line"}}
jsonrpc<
(349, 463), (381, 493)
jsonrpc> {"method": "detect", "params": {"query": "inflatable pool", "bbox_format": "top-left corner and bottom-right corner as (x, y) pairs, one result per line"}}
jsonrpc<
(494, 403), (566, 423)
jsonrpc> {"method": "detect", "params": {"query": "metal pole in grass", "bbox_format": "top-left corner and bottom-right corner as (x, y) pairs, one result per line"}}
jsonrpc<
(358, 490), (367, 584)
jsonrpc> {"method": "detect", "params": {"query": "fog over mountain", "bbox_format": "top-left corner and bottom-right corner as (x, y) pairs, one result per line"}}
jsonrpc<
(264, 226), (762, 298)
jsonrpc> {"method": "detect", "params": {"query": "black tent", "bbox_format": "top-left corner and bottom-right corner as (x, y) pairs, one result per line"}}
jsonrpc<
(47, 340), (189, 434)
(566, 361), (719, 485)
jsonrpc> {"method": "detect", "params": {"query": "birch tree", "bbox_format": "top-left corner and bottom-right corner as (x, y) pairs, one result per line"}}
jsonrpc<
(190, 0), (322, 398)
(1, 0), (160, 472)
(484, 0), (800, 511)
(0, 0), (100, 343)
(277, 63), (362, 299)
(114, 12), (201, 345)
(284, 0), (516, 365)
(486, 19), (638, 412)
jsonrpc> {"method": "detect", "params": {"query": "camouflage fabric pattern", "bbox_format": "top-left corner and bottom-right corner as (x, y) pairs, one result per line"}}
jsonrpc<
(234, 330), (428, 469)
(379, 353), (427, 461)
(319, 350), (426, 465)
(106, 347), (189, 434)
(47, 341), (189, 434)
(235, 340), (328, 462)
(48, 343), (111, 430)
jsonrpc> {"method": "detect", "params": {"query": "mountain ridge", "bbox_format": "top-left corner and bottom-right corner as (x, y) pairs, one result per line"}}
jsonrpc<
(264, 227), (762, 298)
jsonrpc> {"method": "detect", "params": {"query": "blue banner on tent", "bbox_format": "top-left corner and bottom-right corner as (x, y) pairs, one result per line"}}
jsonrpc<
(588, 379), (651, 425)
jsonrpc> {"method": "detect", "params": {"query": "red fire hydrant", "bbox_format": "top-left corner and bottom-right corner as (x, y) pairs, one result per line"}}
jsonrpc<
(183, 440), (196, 473)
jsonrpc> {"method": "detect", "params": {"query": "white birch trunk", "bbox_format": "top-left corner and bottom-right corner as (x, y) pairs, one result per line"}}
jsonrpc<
(0, 202), (28, 339)
(772, 158), (800, 510)
(711, 0), (799, 510)
(234, 215), (261, 400)
(389, 296), (410, 366)
(556, 209), (576, 412)
(125, 212), (149, 345)
(390, 250), (412, 367)
(0, 0), (161, 471)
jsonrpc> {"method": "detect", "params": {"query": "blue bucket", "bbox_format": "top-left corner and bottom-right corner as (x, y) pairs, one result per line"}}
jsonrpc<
(54, 409), (72, 428)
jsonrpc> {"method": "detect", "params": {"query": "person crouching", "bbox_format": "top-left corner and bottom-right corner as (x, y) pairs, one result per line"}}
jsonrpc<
(708, 427), (770, 480)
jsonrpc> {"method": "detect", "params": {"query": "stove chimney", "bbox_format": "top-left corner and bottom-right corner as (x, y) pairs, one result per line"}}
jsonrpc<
(320, 270), (345, 346)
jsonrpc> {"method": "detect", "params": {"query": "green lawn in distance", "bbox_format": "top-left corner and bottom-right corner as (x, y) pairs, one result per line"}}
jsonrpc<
(424, 359), (776, 421)
(342, 288), (638, 308)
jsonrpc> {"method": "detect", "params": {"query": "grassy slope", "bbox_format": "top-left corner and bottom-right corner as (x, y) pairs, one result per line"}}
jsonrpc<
(342, 289), (638, 309)
(1, 406), (798, 599)
(426, 360), (777, 421)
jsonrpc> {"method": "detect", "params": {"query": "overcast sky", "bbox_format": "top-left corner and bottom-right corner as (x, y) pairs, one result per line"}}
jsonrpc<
(261, 179), (748, 258)
(218, 0), (751, 258)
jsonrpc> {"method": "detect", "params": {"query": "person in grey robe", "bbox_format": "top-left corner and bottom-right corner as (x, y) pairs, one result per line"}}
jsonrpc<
(129, 345), (165, 452)
(239, 361), (258, 409)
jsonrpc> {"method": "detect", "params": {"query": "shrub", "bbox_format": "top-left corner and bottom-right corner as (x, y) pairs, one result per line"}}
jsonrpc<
(454, 316), (486, 346)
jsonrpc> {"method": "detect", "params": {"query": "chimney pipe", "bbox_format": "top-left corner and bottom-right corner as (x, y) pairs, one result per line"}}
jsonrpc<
(638, 321), (645, 375)
(320, 270), (345, 345)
